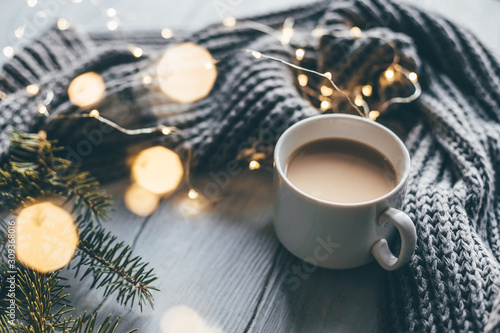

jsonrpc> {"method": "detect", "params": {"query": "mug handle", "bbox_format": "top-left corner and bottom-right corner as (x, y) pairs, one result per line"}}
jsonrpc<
(370, 208), (417, 271)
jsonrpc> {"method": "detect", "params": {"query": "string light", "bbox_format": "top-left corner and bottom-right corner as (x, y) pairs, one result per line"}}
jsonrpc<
(223, 17), (236, 27)
(249, 160), (261, 170)
(188, 189), (199, 199)
(349, 26), (362, 38)
(297, 74), (308, 87)
(57, 18), (70, 31)
(125, 183), (160, 216)
(14, 26), (25, 39)
(107, 20), (118, 31)
(354, 95), (364, 107)
(38, 104), (48, 115)
(129, 44), (143, 58)
(142, 75), (153, 84)
(161, 28), (173, 39)
(89, 109), (99, 118)
(361, 85), (372, 97)
(27, 0), (37, 7)
(369, 110), (380, 121)
(280, 17), (294, 45)
(106, 8), (117, 17)
(251, 51), (262, 59)
(67, 72), (106, 107)
(320, 85), (333, 96)
(205, 62), (214, 70)
(161, 127), (172, 135)
(3, 46), (14, 58)
(409, 72), (418, 83)
(384, 68), (395, 80)
(324, 72), (332, 80)
(26, 84), (39, 96)
(320, 100), (331, 111)
(295, 48), (305, 61)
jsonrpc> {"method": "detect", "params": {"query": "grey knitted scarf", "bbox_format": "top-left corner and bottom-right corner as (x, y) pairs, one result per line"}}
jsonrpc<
(2, 0), (500, 331)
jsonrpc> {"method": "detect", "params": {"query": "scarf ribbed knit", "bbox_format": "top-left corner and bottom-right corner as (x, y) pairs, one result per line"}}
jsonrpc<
(2, 0), (500, 331)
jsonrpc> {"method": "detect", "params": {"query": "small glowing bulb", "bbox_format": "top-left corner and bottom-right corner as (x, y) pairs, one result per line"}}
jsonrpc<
(132, 47), (143, 58)
(14, 26), (25, 39)
(223, 17), (236, 27)
(57, 18), (70, 31)
(350, 26), (362, 38)
(354, 95), (364, 107)
(369, 110), (380, 121)
(320, 85), (333, 96)
(188, 189), (199, 199)
(107, 20), (118, 31)
(3, 46), (14, 58)
(361, 85), (372, 97)
(89, 109), (99, 118)
(297, 74), (308, 87)
(409, 72), (418, 83)
(312, 26), (325, 38)
(295, 48), (305, 61)
(27, 0), (37, 7)
(161, 28), (173, 39)
(72, 0), (82, 3)
(142, 75), (153, 84)
(161, 127), (172, 135)
(280, 28), (293, 45)
(384, 68), (395, 80)
(320, 100), (331, 111)
(205, 62), (213, 70)
(251, 51), (262, 59)
(26, 84), (39, 96)
(38, 105), (47, 114)
(324, 72), (332, 80)
(106, 8), (117, 17)
(249, 160), (261, 170)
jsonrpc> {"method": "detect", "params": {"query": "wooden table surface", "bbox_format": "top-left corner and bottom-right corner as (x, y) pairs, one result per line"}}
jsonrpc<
(1, 0), (499, 332)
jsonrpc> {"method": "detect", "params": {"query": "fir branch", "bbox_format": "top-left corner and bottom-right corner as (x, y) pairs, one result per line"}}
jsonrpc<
(73, 226), (159, 311)
(0, 130), (112, 224)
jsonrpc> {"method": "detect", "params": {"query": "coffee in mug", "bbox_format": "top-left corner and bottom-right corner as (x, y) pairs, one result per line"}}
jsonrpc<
(285, 138), (397, 204)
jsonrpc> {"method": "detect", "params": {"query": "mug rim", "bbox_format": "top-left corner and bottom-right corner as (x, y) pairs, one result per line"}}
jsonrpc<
(274, 114), (411, 208)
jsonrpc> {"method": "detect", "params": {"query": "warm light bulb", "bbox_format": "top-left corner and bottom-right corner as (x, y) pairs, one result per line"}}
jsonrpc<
(142, 75), (153, 84)
(14, 26), (25, 39)
(320, 85), (333, 96)
(161, 127), (172, 135)
(361, 85), (372, 97)
(3, 46), (14, 58)
(188, 189), (199, 199)
(157, 43), (217, 103)
(107, 20), (118, 31)
(205, 62), (213, 70)
(89, 109), (99, 118)
(27, 0), (37, 7)
(409, 72), (418, 83)
(57, 18), (70, 31)
(131, 46), (143, 58)
(223, 17), (236, 27)
(349, 26), (362, 38)
(26, 84), (39, 96)
(280, 27), (293, 45)
(312, 26), (325, 38)
(354, 95), (364, 107)
(67, 72), (106, 107)
(369, 110), (380, 121)
(324, 72), (332, 80)
(320, 100), (331, 111)
(251, 51), (262, 59)
(295, 48), (305, 61)
(106, 8), (117, 17)
(125, 183), (160, 216)
(249, 160), (261, 170)
(384, 68), (395, 80)
(161, 28), (173, 39)
(38, 104), (47, 114)
(297, 74), (308, 87)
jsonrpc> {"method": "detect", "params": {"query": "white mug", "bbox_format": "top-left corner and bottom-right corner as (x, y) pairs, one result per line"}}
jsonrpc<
(273, 114), (416, 270)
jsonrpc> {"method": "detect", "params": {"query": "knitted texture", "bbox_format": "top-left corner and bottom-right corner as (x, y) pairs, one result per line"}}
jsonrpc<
(2, 0), (500, 331)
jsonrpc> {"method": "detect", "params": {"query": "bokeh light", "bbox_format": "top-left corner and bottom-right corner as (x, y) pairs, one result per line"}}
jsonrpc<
(67, 72), (106, 107)
(161, 305), (224, 333)
(124, 183), (160, 216)
(16, 202), (78, 273)
(157, 42), (217, 103)
(132, 146), (184, 195)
